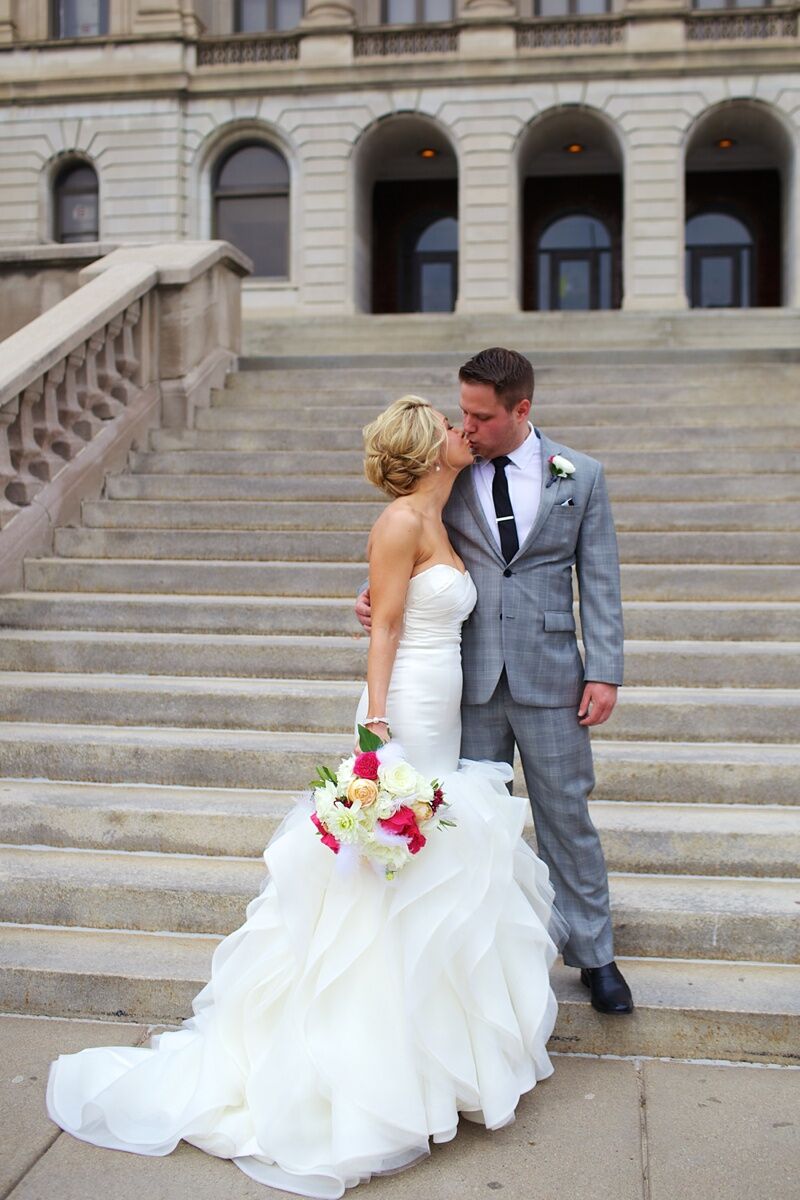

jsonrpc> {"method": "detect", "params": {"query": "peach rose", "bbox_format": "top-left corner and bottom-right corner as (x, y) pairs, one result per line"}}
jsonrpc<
(412, 801), (434, 824)
(347, 777), (379, 808)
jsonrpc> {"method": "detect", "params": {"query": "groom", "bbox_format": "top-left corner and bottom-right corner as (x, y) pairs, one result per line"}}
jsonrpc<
(356, 347), (633, 1015)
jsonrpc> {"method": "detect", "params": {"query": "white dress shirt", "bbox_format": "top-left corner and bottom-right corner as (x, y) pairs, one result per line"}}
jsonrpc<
(473, 423), (543, 552)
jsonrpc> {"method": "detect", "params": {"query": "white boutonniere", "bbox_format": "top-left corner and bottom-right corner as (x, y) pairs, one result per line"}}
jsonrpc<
(546, 453), (576, 488)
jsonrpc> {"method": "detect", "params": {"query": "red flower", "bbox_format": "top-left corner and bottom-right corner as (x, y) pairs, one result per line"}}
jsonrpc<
(353, 751), (380, 780)
(379, 806), (427, 855)
(311, 812), (340, 854)
(431, 788), (445, 813)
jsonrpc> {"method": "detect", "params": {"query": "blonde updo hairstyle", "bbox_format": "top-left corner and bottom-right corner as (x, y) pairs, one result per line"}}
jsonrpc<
(363, 395), (446, 498)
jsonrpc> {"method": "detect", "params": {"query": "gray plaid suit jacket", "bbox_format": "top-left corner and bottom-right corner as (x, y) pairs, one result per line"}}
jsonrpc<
(444, 428), (624, 708)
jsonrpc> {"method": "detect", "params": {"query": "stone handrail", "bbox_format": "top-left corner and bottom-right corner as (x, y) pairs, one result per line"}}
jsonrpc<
(0, 240), (251, 591)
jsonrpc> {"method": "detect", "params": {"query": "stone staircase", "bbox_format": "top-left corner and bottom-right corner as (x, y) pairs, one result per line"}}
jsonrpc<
(1, 353), (799, 1064)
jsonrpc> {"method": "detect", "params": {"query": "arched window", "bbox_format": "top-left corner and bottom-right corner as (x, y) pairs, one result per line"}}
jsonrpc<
(537, 214), (612, 310)
(234, 0), (304, 31)
(54, 162), (99, 243)
(213, 143), (290, 278)
(53, 0), (109, 37)
(412, 216), (458, 311)
(685, 212), (753, 308)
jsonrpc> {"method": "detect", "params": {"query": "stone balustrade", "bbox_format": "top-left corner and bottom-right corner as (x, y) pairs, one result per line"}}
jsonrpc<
(0, 240), (251, 590)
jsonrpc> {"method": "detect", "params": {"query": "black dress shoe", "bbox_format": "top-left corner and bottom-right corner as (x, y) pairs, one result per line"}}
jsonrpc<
(580, 961), (634, 1014)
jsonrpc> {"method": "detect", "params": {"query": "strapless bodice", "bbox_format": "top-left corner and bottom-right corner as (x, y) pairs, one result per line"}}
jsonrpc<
(400, 564), (477, 649)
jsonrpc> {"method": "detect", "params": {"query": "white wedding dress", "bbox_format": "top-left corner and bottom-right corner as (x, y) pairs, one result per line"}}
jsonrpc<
(46, 563), (569, 1198)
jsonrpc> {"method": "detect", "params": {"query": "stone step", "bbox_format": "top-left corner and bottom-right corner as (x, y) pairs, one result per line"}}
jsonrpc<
(3, 593), (797, 641)
(1, 844), (797, 961)
(128, 447), (800, 477)
(2, 924), (797, 1063)
(81, 498), (800, 534)
(147, 424), (796, 454)
(0, 723), (796, 798)
(0, 677), (796, 742)
(105, 471), (800, 504)
(198, 399), (800, 428)
(0, 630), (797, 688)
(50, 527), (800, 565)
(23, 558), (800, 600)
(1, 779), (797, 876)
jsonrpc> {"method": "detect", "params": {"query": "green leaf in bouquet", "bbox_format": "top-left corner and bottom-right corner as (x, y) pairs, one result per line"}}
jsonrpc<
(438, 819), (457, 829)
(357, 723), (385, 752)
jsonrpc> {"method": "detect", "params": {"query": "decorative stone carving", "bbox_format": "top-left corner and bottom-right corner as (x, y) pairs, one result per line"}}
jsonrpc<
(354, 28), (459, 55)
(516, 18), (624, 49)
(687, 11), (798, 40)
(302, 0), (356, 25)
(196, 35), (300, 64)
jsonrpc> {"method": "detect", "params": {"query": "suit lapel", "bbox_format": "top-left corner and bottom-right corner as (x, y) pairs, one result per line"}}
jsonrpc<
(459, 465), (507, 566)
(511, 429), (562, 562)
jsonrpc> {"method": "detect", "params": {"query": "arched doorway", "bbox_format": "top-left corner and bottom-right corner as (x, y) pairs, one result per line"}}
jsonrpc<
(685, 212), (753, 308)
(519, 108), (623, 311)
(353, 115), (458, 313)
(54, 161), (99, 243)
(537, 214), (613, 310)
(212, 142), (290, 278)
(684, 102), (792, 307)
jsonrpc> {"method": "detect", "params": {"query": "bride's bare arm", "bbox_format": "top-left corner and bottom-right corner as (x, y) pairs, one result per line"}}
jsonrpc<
(366, 508), (420, 737)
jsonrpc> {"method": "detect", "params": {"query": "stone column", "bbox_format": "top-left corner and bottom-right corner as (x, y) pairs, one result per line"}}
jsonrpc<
(0, 0), (17, 44)
(298, 0), (355, 65)
(457, 0), (517, 60)
(131, 0), (202, 36)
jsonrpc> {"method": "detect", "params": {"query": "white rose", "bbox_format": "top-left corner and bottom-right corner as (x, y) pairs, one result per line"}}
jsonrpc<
(551, 454), (576, 476)
(378, 760), (419, 797)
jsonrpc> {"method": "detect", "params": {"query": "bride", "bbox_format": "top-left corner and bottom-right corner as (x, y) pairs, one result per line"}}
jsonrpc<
(46, 395), (569, 1199)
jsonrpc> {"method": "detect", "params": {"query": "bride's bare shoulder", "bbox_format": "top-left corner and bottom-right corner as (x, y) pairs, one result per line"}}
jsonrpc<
(367, 500), (422, 557)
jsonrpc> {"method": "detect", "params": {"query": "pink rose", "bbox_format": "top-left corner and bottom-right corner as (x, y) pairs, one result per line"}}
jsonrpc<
(311, 812), (340, 853)
(353, 751), (380, 780)
(378, 806), (426, 855)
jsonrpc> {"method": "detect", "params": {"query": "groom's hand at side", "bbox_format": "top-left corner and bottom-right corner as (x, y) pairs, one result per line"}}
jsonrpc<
(355, 588), (372, 632)
(578, 682), (618, 726)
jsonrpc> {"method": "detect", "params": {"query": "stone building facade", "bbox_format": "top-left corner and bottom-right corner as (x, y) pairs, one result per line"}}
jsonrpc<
(0, 0), (798, 316)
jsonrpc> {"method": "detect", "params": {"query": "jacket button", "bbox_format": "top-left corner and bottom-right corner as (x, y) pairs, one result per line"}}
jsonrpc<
(503, 568), (513, 577)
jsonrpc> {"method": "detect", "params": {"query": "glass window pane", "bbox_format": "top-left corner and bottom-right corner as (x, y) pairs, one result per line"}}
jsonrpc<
(275, 0), (303, 27)
(577, 0), (608, 13)
(57, 0), (106, 37)
(558, 259), (591, 310)
(416, 217), (458, 253)
(423, 0), (453, 19)
(599, 250), (611, 308)
(58, 191), (98, 241)
(217, 144), (289, 191)
(216, 194), (289, 277)
(537, 0), (570, 14)
(420, 261), (454, 312)
(699, 255), (734, 307)
(686, 212), (751, 247)
(692, 0), (727, 9)
(386, 0), (417, 22)
(538, 254), (551, 311)
(237, 0), (269, 30)
(541, 215), (610, 251)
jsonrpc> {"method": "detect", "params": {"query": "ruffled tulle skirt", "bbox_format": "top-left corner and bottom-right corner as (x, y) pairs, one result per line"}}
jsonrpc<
(46, 760), (569, 1199)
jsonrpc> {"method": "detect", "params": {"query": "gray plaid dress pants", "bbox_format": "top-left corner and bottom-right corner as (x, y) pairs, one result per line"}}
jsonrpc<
(461, 669), (614, 969)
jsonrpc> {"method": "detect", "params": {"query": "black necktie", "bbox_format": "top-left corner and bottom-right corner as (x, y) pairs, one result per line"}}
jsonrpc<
(492, 455), (519, 563)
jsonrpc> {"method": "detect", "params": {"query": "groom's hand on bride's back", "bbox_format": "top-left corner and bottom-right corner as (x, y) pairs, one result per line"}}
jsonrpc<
(355, 588), (372, 632)
(578, 681), (618, 726)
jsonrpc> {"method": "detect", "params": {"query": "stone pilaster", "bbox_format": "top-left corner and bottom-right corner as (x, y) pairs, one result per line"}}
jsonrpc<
(0, 0), (17, 44)
(131, 1), (202, 36)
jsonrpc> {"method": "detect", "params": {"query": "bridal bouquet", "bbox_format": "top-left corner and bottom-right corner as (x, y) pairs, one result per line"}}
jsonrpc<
(309, 725), (454, 879)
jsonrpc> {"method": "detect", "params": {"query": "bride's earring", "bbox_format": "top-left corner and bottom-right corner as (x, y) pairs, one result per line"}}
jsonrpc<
(435, 464), (441, 472)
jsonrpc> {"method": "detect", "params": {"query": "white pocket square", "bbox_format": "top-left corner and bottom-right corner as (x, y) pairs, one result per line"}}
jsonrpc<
(559, 497), (575, 507)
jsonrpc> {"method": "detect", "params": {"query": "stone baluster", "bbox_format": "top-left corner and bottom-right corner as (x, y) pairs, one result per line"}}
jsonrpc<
(60, 345), (93, 450)
(79, 331), (112, 436)
(0, 403), (19, 527)
(115, 301), (142, 397)
(7, 379), (48, 506)
(34, 360), (74, 469)
(95, 315), (129, 418)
